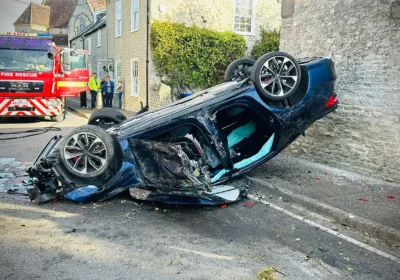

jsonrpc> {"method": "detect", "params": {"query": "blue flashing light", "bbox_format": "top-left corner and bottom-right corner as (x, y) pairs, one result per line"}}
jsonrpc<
(37, 33), (53, 39)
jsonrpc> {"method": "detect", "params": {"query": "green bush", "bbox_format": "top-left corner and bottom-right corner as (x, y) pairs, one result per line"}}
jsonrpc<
(251, 28), (280, 59)
(151, 21), (246, 96)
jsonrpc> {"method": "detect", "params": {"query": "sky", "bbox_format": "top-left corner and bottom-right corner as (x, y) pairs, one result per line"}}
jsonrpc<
(0, 0), (43, 33)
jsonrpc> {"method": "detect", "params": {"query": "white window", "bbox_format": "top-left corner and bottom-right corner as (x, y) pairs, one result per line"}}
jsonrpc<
(87, 38), (92, 55)
(97, 30), (101, 47)
(233, 0), (256, 34)
(115, 59), (121, 79)
(131, 58), (138, 96)
(131, 0), (139, 32)
(115, 0), (122, 37)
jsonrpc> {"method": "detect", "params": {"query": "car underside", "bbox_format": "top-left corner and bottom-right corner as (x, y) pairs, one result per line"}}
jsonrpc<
(26, 52), (338, 205)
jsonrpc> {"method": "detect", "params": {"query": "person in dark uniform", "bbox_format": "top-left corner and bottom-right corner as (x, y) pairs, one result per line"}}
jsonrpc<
(80, 90), (87, 108)
(100, 76), (106, 107)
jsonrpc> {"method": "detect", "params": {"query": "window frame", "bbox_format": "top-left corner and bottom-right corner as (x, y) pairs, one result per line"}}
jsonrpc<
(96, 30), (101, 47)
(87, 37), (92, 55)
(115, 0), (122, 37)
(130, 58), (139, 97)
(232, 0), (256, 35)
(131, 0), (139, 32)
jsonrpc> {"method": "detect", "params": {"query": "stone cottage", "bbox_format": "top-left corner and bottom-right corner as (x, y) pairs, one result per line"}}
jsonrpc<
(279, 0), (400, 182)
(14, 0), (106, 47)
(106, 0), (281, 112)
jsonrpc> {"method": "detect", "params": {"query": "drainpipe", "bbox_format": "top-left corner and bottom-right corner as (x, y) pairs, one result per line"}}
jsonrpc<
(145, 0), (150, 110)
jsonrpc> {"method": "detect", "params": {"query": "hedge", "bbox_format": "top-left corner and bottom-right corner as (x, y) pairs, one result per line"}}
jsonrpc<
(151, 21), (246, 96)
(251, 28), (280, 59)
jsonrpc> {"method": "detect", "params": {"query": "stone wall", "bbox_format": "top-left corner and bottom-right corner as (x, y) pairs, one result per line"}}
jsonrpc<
(279, 0), (400, 182)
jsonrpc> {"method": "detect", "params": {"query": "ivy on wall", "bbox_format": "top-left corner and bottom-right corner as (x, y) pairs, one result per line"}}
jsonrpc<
(251, 28), (280, 59)
(151, 21), (246, 96)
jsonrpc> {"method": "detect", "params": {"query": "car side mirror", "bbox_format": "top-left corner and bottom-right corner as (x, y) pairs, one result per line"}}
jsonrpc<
(62, 51), (71, 71)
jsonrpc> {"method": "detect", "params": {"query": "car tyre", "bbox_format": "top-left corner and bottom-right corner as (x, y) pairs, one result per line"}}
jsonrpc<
(59, 125), (118, 179)
(87, 107), (126, 129)
(251, 51), (301, 101)
(224, 58), (255, 81)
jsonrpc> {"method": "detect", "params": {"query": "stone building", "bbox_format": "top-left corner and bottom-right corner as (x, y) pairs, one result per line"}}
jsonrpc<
(70, 14), (110, 79)
(106, 0), (281, 112)
(14, 0), (106, 47)
(279, 0), (400, 182)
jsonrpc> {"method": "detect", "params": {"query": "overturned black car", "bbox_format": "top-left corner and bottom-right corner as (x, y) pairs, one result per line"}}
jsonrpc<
(28, 52), (338, 205)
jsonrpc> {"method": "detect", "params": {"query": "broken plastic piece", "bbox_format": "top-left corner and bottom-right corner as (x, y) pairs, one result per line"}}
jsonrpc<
(64, 185), (98, 203)
(205, 185), (240, 202)
(357, 198), (368, 202)
(0, 173), (15, 178)
(386, 195), (395, 199)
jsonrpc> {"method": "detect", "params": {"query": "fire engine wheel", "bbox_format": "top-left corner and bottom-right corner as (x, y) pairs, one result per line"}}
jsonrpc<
(59, 125), (117, 179)
(251, 51), (301, 101)
(50, 112), (64, 122)
(88, 108), (127, 129)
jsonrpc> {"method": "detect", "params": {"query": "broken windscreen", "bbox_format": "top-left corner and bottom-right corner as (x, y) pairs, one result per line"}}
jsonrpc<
(0, 49), (53, 72)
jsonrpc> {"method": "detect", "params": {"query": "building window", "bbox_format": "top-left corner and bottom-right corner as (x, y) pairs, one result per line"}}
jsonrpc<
(131, 58), (138, 96)
(79, 16), (87, 33)
(97, 30), (101, 47)
(131, 0), (139, 31)
(115, 0), (122, 37)
(88, 63), (92, 74)
(233, 0), (255, 34)
(115, 59), (121, 79)
(87, 38), (91, 55)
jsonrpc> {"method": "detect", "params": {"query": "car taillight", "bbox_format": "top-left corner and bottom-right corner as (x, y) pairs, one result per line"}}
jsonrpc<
(325, 94), (338, 107)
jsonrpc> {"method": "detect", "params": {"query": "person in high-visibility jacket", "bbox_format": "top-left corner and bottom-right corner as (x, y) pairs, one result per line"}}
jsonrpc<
(89, 72), (100, 109)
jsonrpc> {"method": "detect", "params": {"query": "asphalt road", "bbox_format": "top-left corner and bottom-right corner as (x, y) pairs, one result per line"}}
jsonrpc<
(0, 116), (399, 280)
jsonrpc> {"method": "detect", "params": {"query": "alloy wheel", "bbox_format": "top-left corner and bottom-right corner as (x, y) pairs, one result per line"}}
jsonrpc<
(63, 132), (108, 174)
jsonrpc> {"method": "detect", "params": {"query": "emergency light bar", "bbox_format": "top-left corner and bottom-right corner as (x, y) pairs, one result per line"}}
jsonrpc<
(0, 32), (53, 39)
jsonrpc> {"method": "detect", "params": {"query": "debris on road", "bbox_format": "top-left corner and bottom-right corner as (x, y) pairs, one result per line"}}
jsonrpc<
(357, 198), (369, 202)
(6, 185), (30, 195)
(0, 173), (15, 178)
(386, 195), (395, 199)
(256, 267), (278, 280)
(64, 228), (77, 234)
(243, 201), (256, 207)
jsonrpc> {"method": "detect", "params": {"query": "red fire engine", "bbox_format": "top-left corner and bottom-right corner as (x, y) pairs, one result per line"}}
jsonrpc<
(0, 32), (89, 121)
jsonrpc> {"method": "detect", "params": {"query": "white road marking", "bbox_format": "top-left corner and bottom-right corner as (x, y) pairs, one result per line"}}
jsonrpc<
(248, 194), (400, 265)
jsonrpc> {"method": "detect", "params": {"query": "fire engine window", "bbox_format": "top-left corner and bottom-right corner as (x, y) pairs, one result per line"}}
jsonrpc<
(70, 51), (86, 70)
(0, 49), (53, 72)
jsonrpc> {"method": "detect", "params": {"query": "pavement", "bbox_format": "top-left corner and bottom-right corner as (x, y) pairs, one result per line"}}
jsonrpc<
(66, 95), (136, 119)
(246, 154), (400, 245)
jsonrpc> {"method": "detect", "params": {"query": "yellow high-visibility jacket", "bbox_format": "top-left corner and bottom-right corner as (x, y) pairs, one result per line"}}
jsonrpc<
(89, 77), (100, 91)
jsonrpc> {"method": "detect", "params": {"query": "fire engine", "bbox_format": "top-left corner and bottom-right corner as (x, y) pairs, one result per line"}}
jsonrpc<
(0, 32), (89, 122)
